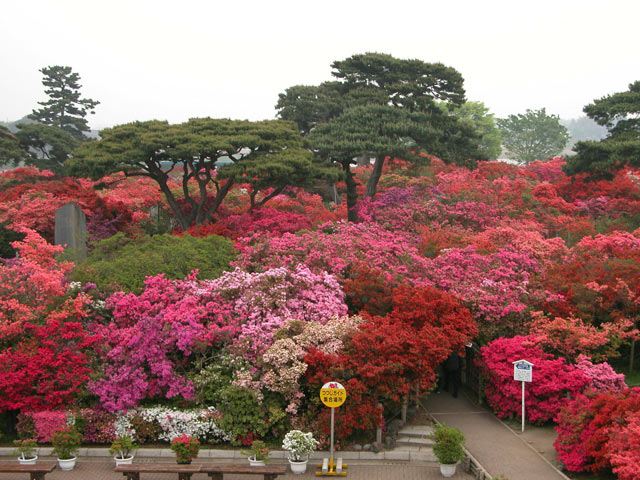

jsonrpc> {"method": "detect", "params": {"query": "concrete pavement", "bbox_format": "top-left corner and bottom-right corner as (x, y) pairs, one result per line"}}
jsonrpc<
(0, 456), (474, 480)
(422, 390), (570, 480)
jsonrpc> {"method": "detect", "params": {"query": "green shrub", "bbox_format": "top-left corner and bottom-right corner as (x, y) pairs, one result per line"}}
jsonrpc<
(430, 423), (466, 465)
(217, 386), (287, 445)
(71, 232), (236, 292)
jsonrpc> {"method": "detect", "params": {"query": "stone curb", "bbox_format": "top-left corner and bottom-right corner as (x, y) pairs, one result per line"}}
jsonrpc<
(0, 447), (436, 463)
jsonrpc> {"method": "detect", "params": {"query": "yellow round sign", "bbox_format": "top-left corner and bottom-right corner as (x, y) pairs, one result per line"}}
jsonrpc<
(320, 381), (347, 408)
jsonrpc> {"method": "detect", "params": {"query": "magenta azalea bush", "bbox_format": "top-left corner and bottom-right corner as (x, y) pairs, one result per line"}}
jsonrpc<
(481, 336), (589, 423)
(90, 265), (346, 411)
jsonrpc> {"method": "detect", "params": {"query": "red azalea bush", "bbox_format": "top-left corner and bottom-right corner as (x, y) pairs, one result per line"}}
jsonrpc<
(223, 207), (312, 238)
(584, 389), (640, 474)
(0, 229), (99, 412)
(302, 348), (382, 445)
(480, 335), (589, 423)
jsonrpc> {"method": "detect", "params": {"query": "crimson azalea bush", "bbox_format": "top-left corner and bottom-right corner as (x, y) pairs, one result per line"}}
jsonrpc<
(480, 335), (589, 423)
(555, 389), (640, 474)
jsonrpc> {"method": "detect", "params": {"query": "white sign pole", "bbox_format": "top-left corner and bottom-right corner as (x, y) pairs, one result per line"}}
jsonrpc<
(521, 380), (525, 433)
(512, 359), (533, 434)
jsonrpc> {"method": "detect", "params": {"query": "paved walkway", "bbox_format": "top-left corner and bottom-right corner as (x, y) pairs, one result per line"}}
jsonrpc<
(422, 390), (569, 480)
(0, 457), (474, 480)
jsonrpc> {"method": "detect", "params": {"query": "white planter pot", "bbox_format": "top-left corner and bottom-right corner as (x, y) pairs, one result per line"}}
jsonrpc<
(58, 456), (77, 471)
(18, 455), (37, 465)
(288, 458), (309, 474)
(248, 456), (266, 466)
(114, 455), (134, 466)
(439, 462), (457, 477)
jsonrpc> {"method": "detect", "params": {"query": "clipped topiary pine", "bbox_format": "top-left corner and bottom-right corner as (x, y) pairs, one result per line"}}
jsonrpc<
(71, 232), (236, 292)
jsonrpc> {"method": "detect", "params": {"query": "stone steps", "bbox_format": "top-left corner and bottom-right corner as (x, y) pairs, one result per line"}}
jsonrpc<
(393, 425), (437, 461)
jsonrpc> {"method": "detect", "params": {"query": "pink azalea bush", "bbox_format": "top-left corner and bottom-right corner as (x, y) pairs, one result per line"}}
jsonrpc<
(254, 316), (363, 414)
(233, 221), (431, 285)
(426, 247), (553, 340)
(480, 335), (589, 423)
(202, 264), (348, 359)
(91, 265), (346, 411)
(28, 411), (68, 442)
(574, 355), (627, 393)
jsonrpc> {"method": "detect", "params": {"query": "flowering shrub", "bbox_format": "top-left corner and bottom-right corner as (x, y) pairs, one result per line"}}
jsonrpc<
(241, 439), (270, 461)
(233, 221), (431, 286)
(554, 393), (595, 472)
(282, 430), (319, 461)
(77, 408), (118, 444)
(17, 411), (77, 443)
(608, 410), (640, 480)
(528, 313), (613, 362)
(256, 316), (362, 414)
(171, 434), (200, 464)
(426, 246), (551, 340)
(574, 355), (627, 393)
(0, 230), (99, 412)
(137, 407), (229, 442)
(481, 336), (589, 423)
(19, 407), (228, 445)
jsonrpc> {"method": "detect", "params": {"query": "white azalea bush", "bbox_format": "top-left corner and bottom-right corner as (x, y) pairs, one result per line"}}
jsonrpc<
(282, 430), (319, 461)
(114, 407), (230, 443)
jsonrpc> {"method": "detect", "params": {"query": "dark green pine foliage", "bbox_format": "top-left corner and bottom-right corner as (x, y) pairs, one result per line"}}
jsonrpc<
(0, 127), (30, 169)
(15, 124), (80, 174)
(67, 118), (338, 230)
(29, 66), (100, 139)
(310, 104), (478, 221)
(278, 52), (484, 221)
(565, 80), (640, 178)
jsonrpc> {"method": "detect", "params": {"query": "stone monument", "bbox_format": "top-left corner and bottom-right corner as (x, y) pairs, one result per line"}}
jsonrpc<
(54, 203), (88, 262)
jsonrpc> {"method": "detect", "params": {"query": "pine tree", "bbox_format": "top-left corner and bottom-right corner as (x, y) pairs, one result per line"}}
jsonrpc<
(29, 66), (100, 139)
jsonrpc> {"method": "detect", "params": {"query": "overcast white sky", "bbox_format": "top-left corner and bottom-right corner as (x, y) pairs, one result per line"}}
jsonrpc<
(2, 0), (639, 130)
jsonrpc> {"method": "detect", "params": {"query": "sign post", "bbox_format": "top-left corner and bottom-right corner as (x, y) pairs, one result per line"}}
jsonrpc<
(512, 360), (533, 433)
(317, 381), (347, 476)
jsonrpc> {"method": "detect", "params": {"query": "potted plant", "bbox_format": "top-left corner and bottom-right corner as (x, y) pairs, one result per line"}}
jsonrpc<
(51, 426), (82, 471)
(170, 434), (200, 464)
(109, 435), (138, 466)
(282, 430), (319, 474)
(13, 439), (38, 465)
(241, 440), (270, 466)
(430, 423), (466, 478)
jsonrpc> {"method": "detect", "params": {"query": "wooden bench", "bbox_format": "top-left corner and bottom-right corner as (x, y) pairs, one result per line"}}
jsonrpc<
(0, 462), (57, 480)
(115, 462), (201, 480)
(201, 464), (287, 480)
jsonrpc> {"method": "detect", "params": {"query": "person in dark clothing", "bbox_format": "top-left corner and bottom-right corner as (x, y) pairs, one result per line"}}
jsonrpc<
(443, 352), (461, 398)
